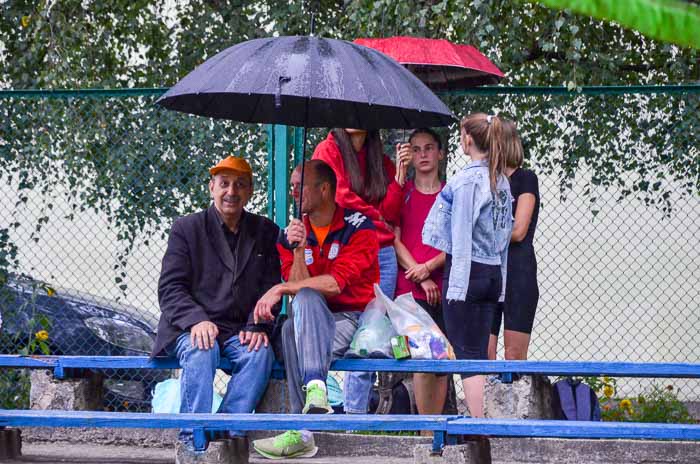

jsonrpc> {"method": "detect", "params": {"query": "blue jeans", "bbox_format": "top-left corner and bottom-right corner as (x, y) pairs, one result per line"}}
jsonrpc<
(282, 288), (360, 413)
(168, 332), (273, 440)
(344, 245), (398, 413)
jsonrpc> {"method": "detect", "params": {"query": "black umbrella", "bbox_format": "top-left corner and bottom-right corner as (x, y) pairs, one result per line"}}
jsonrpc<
(157, 36), (454, 129)
(156, 35), (455, 217)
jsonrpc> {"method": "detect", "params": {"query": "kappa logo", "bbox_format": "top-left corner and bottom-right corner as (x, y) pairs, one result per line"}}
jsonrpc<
(345, 212), (367, 227)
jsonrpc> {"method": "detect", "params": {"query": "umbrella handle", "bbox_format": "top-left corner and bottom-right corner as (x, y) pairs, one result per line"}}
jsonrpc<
(275, 76), (291, 108)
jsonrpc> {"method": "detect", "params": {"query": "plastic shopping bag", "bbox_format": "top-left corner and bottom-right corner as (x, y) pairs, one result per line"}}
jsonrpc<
(378, 285), (455, 360)
(151, 378), (223, 413)
(345, 295), (397, 358)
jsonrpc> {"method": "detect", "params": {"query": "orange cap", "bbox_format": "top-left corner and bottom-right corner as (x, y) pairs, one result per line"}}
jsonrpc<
(209, 156), (253, 177)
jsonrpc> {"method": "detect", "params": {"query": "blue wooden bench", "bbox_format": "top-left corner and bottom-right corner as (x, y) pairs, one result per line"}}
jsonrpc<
(0, 410), (698, 452)
(0, 409), (455, 451)
(2, 355), (699, 380)
(1, 355), (699, 454)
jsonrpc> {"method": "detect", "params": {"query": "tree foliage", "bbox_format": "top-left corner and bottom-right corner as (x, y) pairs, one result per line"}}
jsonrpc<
(0, 1), (698, 288)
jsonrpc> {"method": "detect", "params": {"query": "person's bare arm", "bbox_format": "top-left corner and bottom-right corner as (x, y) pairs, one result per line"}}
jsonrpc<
(285, 219), (311, 281)
(511, 193), (536, 242)
(288, 248), (311, 281)
(254, 275), (341, 323)
(424, 252), (446, 274)
(394, 226), (419, 270)
(405, 251), (446, 283)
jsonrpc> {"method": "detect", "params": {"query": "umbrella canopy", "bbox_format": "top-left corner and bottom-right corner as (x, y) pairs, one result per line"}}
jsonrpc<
(353, 36), (504, 90)
(156, 36), (455, 129)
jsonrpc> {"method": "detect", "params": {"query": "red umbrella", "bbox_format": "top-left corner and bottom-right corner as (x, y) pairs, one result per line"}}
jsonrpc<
(354, 36), (504, 91)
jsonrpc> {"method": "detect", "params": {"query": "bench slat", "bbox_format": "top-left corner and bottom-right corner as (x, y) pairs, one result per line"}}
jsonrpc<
(3, 410), (698, 441)
(447, 418), (700, 441)
(1, 355), (698, 378)
(332, 359), (700, 378)
(0, 356), (58, 368)
(0, 410), (452, 431)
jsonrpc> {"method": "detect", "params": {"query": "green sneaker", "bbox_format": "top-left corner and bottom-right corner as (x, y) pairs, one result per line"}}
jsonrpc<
(302, 384), (334, 414)
(253, 430), (318, 459)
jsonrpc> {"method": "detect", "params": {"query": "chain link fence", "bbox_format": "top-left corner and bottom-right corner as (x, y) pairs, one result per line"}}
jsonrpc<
(0, 89), (698, 412)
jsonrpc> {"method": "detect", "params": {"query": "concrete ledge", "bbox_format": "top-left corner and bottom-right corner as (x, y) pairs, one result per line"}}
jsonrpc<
(312, 432), (430, 457)
(414, 441), (491, 464)
(175, 438), (248, 464)
(23, 426), (178, 448)
(20, 427), (700, 462)
(29, 370), (103, 411)
(484, 375), (552, 420)
(490, 437), (700, 464)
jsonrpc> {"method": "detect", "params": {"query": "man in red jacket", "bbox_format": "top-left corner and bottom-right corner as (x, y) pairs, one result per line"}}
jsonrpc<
(252, 160), (379, 459)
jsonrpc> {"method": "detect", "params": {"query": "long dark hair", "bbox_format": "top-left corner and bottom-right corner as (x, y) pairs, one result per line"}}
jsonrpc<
(331, 128), (388, 203)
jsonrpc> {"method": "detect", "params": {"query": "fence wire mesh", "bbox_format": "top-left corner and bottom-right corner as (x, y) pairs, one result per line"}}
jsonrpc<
(0, 89), (697, 412)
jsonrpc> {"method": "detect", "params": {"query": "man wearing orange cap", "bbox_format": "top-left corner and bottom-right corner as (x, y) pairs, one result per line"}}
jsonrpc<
(153, 156), (281, 451)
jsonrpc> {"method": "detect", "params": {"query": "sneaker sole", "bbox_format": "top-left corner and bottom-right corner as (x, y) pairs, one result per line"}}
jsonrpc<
(254, 445), (319, 460)
(303, 405), (334, 414)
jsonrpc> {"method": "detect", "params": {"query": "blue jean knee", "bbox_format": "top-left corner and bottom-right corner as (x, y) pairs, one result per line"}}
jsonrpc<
(219, 334), (274, 415)
(378, 245), (398, 299)
(170, 332), (219, 415)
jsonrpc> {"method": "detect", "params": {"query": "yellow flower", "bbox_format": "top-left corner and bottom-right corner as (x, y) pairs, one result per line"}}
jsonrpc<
(603, 385), (614, 398)
(35, 330), (49, 342)
(602, 376), (611, 383)
(46, 287), (55, 297)
(20, 15), (31, 28)
(619, 399), (632, 410)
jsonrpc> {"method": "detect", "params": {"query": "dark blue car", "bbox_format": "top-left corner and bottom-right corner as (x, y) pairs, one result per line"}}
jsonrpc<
(0, 277), (167, 410)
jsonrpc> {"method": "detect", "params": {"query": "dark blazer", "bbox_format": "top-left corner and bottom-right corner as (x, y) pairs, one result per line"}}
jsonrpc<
(152, 205), (281, 357)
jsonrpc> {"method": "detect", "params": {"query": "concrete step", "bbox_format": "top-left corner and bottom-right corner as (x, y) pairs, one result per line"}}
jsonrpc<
(19, 429), (700, 463)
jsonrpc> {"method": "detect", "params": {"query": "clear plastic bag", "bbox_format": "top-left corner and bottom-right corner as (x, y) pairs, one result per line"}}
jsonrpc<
(378, 286), (455, 360)
(345, 295), (397, 358)
(151, 378), (223, 413)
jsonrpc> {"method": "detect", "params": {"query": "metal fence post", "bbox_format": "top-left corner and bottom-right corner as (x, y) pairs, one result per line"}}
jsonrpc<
(272, 124), (291, 227)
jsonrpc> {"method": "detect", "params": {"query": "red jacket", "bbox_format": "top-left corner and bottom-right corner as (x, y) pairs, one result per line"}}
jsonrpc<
(312, 132), (402, 248)
(277, 207), (379, 312)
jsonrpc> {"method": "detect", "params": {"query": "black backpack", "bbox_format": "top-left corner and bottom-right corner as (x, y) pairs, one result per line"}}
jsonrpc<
(370, 372), (416, 414)
(552, 378), (601, 421)
(368, 372), (459, 415)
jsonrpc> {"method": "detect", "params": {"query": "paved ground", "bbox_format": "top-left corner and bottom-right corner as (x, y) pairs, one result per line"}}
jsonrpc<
(6, 443), (414, 464)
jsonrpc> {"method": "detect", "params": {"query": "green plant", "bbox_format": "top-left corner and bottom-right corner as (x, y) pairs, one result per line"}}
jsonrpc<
(0, 367), (30, 409)
(581, 375), (618, 400)
(12, 279), (54, 356)
(594, 381), (696, 424)
(0, 278), (54, 408)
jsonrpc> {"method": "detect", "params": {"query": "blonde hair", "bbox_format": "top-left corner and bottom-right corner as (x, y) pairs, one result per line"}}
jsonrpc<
(502, 119), (524, 169)
(461, 113), (506, 191)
